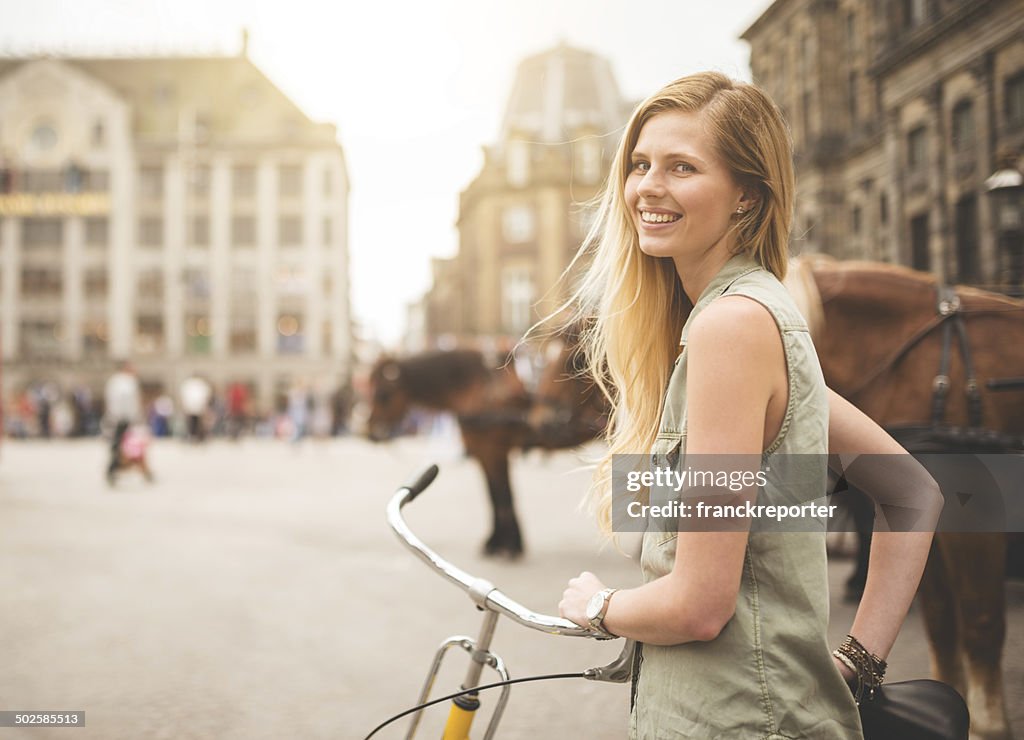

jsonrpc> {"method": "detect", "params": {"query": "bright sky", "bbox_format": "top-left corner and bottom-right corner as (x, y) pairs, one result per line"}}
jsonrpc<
(1, 0), (774, 348)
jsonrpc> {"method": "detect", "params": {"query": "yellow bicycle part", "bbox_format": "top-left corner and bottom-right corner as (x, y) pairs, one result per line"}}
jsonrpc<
(442, 692), (479, 739)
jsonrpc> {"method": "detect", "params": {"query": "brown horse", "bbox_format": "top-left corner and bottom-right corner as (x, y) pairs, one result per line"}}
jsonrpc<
(366, 349), (534, 557)
(789, 255), (1024, 740)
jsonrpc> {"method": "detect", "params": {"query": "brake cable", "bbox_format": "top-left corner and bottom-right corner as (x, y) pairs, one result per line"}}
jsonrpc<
(363, 671), (587, 739)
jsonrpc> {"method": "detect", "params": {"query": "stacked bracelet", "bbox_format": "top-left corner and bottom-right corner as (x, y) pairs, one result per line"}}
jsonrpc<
(832, 634), (887, 704)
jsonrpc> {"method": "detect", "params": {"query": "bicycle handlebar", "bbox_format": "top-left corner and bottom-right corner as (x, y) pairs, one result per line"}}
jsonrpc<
(386, 465), (603, 638)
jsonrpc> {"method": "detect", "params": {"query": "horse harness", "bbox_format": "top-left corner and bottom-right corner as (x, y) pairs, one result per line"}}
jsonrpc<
(847, 284), (1024, 453)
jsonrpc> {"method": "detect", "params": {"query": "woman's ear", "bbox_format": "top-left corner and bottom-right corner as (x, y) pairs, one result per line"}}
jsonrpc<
(738, 190), (760, 213)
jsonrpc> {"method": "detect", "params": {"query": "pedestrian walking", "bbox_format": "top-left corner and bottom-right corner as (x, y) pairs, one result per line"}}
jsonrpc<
(104, 360), (141, 485)
(180, 373), (211, 443)
(226, 381), (250, 440)
(552, 72), (943, 738)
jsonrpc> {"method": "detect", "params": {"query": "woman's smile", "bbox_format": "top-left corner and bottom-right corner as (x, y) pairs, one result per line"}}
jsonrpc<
(639, 208), (682, 226)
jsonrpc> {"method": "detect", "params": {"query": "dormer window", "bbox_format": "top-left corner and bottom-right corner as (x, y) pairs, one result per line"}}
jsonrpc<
(30, 122), (57, 153)
(507, 140), (529, 187)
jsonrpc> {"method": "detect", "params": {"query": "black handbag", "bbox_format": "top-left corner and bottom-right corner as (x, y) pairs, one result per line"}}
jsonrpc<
(859, 679), (969, 740)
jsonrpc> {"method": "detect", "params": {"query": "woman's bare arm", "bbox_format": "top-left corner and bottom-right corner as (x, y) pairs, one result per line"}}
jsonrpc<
(827, 388), (943, 669)
(560, 297), (777, 644)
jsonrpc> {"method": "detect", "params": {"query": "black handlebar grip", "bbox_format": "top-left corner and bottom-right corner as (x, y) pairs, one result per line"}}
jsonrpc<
(405, 465), (439, 501)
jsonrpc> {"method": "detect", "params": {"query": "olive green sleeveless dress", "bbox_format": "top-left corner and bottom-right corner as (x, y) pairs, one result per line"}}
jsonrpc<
(629, 252), (863, 739)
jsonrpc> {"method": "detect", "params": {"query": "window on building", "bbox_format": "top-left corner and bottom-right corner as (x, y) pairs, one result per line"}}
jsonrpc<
(323, 216), (333, 246)
(323, 168), (333, 197)
(21, 170), (61, 193)
(136, 268), (164, 301)
(507, 140), (530, 187)
(232, 215), (256, 247)
(910, 213), (930, 271)
(907, 126), (927, 170)
(279, 215), (303, 246)
(22, 218), (63, 247)
(322, 319), (332, 355)
(233, 165), (257, 198)
(230, 314), (257, 354)
(139, 166), (164, 199)
(184, 268), (210, 300)
(1006, 71), (1024, 129)
(502, 206), (535, 244)
(20, 320), (61, 358)
(84, 268), (108, 298)
(277, 313), (304, 354)
(139, 216), (163, 248)
(575, 138), (602, 184)
(21, 267), (62, 296)
(135, 315), (164, 354)
(190, 165), (211, 197)
(276, 265), (306, 295)
(191, 215), (210, 247)
(231, 268), (257, 305)
(879, 193), (889, 225)
(951, 100), (975, 152)
(279, 164), (303, 198)
(501, 266), (534, 334)
(84, 169), (109, 191)
(955, 196), (979, 283)
(30, 122), (58, 154)
(845, 12), (857, 53)
(851, 205), (862, 235)
(83, 322), (108, 356)
(85, 217), (108, 247)
(185, 314), (212, 355)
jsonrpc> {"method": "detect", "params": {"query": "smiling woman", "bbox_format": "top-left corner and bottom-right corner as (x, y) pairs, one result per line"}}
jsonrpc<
(551, 71), (941, 739)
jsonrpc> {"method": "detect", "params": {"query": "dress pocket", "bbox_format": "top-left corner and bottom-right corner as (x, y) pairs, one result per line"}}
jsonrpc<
(648, 434), (683, 546)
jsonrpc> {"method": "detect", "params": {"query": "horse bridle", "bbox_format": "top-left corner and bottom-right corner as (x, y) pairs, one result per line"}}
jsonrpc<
(842, 284), (1024, 451)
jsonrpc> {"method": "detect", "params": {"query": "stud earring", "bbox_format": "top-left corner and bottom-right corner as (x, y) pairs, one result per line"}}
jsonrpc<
(735, 206), (745, 214)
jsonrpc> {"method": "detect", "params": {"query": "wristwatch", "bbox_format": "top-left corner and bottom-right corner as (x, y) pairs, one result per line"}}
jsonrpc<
(585, 587), (619, 638)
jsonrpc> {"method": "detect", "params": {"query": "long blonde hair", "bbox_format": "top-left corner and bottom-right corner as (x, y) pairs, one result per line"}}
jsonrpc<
(564, 71), (796, 536)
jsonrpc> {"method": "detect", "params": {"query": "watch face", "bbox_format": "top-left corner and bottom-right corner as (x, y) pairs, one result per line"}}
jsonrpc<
(585, 591), (604, 620)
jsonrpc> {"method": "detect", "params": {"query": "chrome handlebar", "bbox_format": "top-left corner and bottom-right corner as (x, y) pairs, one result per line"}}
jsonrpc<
(386, 464), (597, 637)
(386, 464), (636, 685)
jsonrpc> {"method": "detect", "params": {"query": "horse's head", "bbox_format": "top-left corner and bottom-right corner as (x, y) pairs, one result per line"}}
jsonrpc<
(365, 356), (410, 442)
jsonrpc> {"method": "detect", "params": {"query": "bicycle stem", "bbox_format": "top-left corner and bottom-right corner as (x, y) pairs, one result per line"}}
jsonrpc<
(462, 610), (499, 690)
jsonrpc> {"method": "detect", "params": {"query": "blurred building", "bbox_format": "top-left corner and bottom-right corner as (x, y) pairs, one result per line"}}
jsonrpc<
(421, 44), (632, 346)
(743, 0), (1024, 291)
(0, 38), (352, 412)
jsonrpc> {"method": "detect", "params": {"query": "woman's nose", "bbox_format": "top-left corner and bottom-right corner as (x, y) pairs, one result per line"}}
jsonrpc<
(636, 169), (664, 198)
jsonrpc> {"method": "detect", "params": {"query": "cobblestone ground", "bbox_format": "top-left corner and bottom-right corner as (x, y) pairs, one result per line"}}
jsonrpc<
(0, 437), (1021, 739)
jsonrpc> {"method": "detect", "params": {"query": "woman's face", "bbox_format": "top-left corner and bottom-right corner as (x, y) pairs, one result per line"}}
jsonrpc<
(624, 110), (746, 262)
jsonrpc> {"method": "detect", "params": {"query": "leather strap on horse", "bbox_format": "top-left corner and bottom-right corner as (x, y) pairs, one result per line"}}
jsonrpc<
(930, 286), (983, 429)
(844, 312), (949, 399)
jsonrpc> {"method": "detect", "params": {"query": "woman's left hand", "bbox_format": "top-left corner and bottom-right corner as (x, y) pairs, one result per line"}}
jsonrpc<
(559, 571), (606, 627)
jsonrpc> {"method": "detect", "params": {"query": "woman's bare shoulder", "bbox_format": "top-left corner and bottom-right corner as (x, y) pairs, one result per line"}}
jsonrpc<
(687, 294), (780, 355)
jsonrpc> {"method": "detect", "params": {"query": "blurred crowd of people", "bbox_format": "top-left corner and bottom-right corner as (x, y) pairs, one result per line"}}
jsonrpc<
(3, 372), (354, 444)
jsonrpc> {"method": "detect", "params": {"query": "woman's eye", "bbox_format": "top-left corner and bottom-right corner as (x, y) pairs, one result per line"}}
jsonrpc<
(674, 162), (695, 173)
(632, 161), (649, 174)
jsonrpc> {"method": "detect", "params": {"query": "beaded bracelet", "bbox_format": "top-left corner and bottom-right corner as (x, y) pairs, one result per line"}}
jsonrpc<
(832, 634), (887, 704)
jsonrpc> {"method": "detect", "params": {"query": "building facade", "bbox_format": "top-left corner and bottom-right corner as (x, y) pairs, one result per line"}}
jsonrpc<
(421, 44), (631, 346)
(0, 44), (351, 413)
(742, 0), (1024, 290)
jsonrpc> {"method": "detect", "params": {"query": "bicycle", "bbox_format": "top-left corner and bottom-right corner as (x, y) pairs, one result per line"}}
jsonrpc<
(365, 464), (634, 740)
